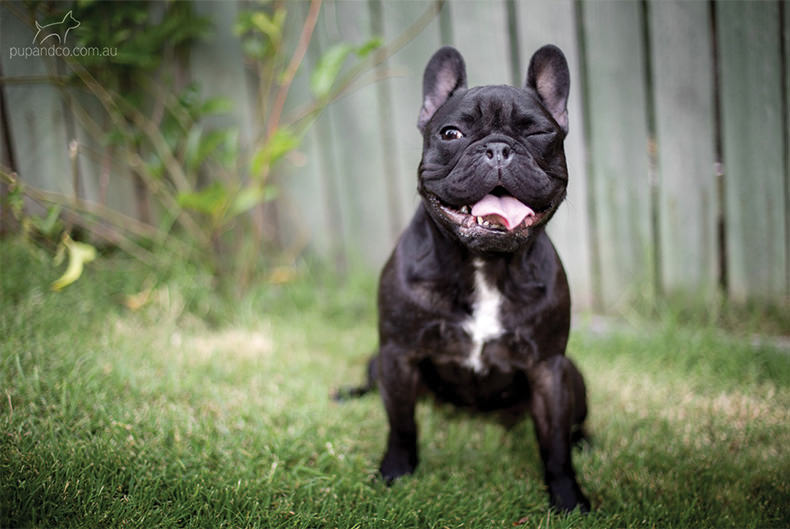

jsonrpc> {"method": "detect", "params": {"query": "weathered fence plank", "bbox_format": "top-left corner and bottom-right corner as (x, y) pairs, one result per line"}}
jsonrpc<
(320, 1), (394, 267)
(68, 91), (137, 219)
(273, 1), (337, 260)
(1, 4), (73, 203)
(649, 0), (718, 298)
(379, 0), (442, 239)
(513, 0), (593, 309)
(446, 0), (512, 86)
(579, 0), (653, 309)
(190, 1), (255, 149)
(786, 0), (790, 299)
(66, 92), (103, 207)
(299, 2), (367, 270)
(717, 0), (787, 301)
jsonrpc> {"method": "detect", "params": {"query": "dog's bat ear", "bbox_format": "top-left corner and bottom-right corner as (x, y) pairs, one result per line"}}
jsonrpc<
(527, 44), (570, 135)
(418, 46), (467, 132)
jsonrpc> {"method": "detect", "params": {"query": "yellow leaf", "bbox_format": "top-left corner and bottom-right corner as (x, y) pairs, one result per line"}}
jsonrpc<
(268, 265), (298, 285)
(124, 286), (152, 311)
(51, 235), (97, 291)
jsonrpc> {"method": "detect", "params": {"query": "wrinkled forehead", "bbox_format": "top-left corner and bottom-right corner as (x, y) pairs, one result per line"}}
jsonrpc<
(433, 85), (548, 129)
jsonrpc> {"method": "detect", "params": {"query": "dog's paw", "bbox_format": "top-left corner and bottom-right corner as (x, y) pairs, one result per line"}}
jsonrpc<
(548, 477), (590, 514)
(379, 450), (418, 485)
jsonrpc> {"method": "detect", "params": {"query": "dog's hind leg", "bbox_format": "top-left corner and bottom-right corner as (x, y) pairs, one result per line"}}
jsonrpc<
(377, 344), (419, 483)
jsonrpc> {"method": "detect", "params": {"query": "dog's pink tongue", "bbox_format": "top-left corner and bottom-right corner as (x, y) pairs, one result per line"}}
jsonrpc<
(471, 194), (534, 231)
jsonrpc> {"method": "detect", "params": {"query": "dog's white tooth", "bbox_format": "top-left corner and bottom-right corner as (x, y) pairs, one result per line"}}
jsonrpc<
(476, 216), (483, 225)
(461, 205), (470, 214)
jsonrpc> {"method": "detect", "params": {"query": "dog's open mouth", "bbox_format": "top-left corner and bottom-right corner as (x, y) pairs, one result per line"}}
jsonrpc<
(426, 192), (547, 234)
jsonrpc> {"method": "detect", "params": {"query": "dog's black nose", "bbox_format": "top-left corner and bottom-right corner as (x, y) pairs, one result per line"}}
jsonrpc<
(484, 142), (513, 168)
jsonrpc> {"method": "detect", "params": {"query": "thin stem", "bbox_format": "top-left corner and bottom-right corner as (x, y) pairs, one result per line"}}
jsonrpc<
(1, 168), (157, 239)
(289, 0), (444, 131)
(266, 0), (323, 140)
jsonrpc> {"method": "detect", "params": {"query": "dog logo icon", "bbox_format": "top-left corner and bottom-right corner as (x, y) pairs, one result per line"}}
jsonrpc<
(33, 10), (80, 45)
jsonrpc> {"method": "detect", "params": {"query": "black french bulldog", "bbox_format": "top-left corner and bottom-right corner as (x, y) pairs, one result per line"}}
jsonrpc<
(341, 44), (590, 513)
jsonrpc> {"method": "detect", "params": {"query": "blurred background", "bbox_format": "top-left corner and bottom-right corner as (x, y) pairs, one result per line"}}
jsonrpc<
(0, 0), (787, 317)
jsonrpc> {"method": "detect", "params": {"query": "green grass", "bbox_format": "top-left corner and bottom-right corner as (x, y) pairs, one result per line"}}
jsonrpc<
(1, 239), (788, 528)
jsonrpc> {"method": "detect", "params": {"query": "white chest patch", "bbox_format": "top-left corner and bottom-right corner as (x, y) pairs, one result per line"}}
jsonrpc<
(463, 259), (504, 373)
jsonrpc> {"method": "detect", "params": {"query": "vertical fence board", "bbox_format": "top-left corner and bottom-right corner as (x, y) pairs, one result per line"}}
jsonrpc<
(513, 0), (593, 309)
(273, 1), (335, 259)
(717, 1), (786, 301)
(302, 1), (360, 271)
(649, 0), (717, 297)
(66, 91), (100, 205)
(69, 91), (137, 219)
(320, 0), (393, 267)
(380, 0), (442, 236)
(580, 0), (652, 308)
(1, 3), (73, 203)
(369, 0), (402, 245)
(189, 0), (257, 237)
(190, 1), (255, 150)
(0, 79), (10, 175)
(786, 0), (790, 299)
(447, 0), (512, 86)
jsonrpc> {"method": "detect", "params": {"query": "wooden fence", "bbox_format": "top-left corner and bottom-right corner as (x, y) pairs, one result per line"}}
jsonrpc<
(1, 0), (788, 311)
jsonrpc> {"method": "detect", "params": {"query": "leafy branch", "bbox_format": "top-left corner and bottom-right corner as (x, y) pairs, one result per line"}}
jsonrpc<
(2, 0), (444, 290)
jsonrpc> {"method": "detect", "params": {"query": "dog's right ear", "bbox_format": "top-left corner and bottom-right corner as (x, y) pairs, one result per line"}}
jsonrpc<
(418, 47), (467, 132)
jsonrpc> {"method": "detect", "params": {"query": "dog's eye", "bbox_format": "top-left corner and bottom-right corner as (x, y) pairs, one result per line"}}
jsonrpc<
(440, 127), (464, 141)
(527, 130), (555, 138)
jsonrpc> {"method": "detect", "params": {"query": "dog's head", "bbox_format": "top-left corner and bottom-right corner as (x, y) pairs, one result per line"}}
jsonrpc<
(417, 45), (570, 253)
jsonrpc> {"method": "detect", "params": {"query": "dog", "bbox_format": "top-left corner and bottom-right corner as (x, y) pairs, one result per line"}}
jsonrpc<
(33, 10), (80, 46)
(339, 44), (590, 513)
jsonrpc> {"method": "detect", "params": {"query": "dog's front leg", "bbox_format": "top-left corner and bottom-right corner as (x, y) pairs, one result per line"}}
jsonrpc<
(378, 343), (419, 484)
(528, 355), (590, 513)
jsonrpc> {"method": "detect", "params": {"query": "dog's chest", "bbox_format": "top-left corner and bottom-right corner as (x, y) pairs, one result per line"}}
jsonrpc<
(462, 260), (505, 372)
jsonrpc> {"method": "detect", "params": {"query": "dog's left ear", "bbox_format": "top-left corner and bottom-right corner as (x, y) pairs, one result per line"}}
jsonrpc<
(527, 45), (570, 134)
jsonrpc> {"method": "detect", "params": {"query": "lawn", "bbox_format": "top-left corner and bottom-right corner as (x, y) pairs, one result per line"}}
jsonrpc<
(1, 240), (788, 528)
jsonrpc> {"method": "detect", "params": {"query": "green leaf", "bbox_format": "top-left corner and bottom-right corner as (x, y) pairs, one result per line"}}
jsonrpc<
(263, 185), (279, 202)
(200, 97), (232, 116)
(185, 128), (230, 173)
(251, 128), (300, 175)
(242, 37), (270, 60)
(144, 152), (165, 180)
(8, 185), (24, 219)
(228, 186), (266, 218)
(199, 130), (231, 168)
(30, 205), (63, 237)
(251, 8), (285, 43)
(356, 37), (382, 59)
(234, 15), (252, 36)
(51, 236), (98, 291)
(177, 182), (229, 216)
(183, 126), (203, 172)
(311, 43), (354, 99)
(218, 130), (240, 169)
(179, 82), (202, 110)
